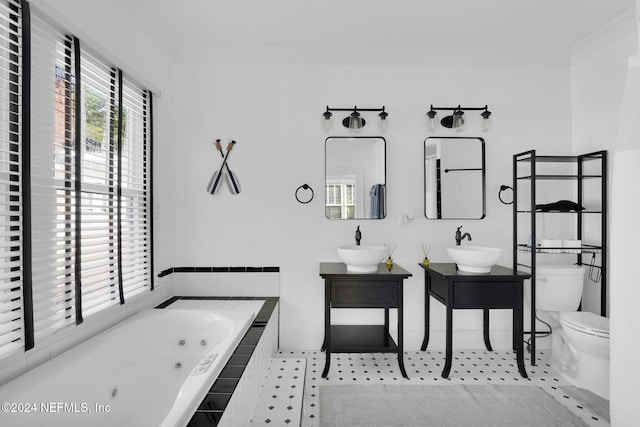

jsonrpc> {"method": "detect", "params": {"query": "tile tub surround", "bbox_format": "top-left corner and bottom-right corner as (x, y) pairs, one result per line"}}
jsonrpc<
(157, 297), (279, 427)
(159, 266), (280, 297)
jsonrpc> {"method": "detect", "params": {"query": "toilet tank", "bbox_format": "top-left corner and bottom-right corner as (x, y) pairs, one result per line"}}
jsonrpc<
(529, 264), (586, 312)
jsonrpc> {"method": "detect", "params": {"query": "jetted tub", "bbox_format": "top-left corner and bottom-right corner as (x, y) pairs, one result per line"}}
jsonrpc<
(0, 304), (258, 427)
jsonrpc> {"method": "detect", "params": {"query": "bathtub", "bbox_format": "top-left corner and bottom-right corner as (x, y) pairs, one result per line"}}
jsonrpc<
(0, 305), (257, 427)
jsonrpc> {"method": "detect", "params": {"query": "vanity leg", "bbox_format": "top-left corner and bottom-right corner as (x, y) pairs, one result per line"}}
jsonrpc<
(322, 280), (331, 378)
(322, 350), (331, 378)
(442, 304), (453, 378)
(398, 283), (407, 379)
(483, 309), (493, 351)
(384, 308), (390, 347)
(512, 309), (517, 352)
(515, 308), (528, 378)
(421, 276), (430, 351)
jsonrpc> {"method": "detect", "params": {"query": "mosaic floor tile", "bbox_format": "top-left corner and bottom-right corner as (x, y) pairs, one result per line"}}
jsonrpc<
(250, 350), (609, 427)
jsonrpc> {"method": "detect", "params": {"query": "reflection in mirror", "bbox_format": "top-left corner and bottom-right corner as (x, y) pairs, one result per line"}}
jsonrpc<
(424, 137), (485, 220)
(325, 137), (386, 220)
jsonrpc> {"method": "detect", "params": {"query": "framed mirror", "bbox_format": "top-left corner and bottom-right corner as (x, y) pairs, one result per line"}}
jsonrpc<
(424, 137), (485, 220)
(325, 136), (386, 220)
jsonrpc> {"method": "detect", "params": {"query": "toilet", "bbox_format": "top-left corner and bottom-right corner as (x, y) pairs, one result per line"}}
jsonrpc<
(532, 264), (610, 399)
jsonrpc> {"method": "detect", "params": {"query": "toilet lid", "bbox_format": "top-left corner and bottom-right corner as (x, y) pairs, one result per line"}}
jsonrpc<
(560, 311), (609, 337)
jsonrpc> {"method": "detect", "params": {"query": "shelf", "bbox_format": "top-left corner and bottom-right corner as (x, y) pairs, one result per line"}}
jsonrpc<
(516, 210), (602, 214)
(516, 174), (603, 180)
(329, 325), (397, 353)
(515, 152), (606, 163)
(517, 262), (603, 270)
(516, 244), (602, 254)
(514, 149), (607, 367)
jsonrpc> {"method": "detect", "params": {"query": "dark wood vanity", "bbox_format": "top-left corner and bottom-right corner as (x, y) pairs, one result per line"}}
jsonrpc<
(319, 262), (412, 378)
(420, 263), (530, 379)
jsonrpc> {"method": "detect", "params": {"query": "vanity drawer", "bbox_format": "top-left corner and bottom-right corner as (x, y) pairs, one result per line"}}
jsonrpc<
(331, 281), (398, 308)
(452, 281), (519, 308)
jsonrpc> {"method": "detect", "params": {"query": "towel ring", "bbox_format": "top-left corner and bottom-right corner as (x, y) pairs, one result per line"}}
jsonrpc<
(295, 184), (314, 204)
(498, 185), (513, 205)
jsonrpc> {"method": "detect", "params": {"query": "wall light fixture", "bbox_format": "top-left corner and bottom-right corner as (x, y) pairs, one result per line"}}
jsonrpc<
(322, 105), (388, 134)
(426, 104), (492, 132)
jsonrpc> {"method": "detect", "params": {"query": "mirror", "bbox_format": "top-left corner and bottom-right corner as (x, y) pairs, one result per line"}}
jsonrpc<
(424, 137), (485, 219)
(325, 136), (386, 220)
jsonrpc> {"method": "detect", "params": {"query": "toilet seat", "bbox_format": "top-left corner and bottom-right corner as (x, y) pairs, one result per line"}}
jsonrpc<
(560, 311), (609, 338)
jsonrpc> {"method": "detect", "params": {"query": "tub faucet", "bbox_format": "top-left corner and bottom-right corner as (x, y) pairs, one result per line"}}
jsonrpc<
(455, 226), (472, 246)
(355, 226), (362, 246)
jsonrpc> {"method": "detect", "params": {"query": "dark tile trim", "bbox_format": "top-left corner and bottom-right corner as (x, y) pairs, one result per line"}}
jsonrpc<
(157, 268), (174, 278)
(155, 296), (179, 308)
(156, 296), (279, 427)
(157, 266), (280, 278)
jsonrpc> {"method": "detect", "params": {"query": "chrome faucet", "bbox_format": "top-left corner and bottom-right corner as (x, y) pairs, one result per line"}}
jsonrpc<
(355, 225), (362, 246)
(455, 226), (472, 246)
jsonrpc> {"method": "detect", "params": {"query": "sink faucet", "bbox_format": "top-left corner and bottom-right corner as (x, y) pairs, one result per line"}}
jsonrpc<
(455, 226), (472, 246)
(355, 225), (362, 246)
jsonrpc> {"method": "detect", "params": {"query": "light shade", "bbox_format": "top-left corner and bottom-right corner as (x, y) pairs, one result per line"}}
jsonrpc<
(378, 108), (388, 132)
(452, 109), (465, 129)
(322, 107), (333, 132)
(426, 109), (438, 132)
(481, 109), (492, 131)
(348, 110), (364, 133)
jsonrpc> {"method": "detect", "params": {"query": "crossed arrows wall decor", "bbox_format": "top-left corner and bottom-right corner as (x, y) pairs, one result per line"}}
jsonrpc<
(206, 139), (241, 195)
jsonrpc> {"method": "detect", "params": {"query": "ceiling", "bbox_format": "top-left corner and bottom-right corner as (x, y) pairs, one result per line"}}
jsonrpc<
(118, 0), (636, 61)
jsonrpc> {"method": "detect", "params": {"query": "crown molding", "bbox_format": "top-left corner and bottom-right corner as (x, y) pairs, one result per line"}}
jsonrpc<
(570, 8), (638, 65)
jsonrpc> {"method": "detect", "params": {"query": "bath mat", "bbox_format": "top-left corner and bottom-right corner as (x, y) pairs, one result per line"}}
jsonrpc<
(559, 385), (609, 423)
(319, 384), (588, 427)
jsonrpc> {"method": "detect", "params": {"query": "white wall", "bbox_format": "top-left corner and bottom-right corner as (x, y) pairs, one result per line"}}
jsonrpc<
(170, 56), (572, 350)
(571, 29), (638, 315)
(570, 12), (638, 425)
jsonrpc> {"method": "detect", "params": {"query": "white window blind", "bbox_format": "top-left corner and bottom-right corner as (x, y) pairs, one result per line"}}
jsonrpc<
(0, 0), (23, 358)
(79, 49), (119, 316)
(0, 7), (154, 355)
(29, 12), (76, 341)
(120, 78), (150, 299)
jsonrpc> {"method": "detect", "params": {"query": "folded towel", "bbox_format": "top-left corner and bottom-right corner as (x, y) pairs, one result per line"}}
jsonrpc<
(535, 200), (585, 212)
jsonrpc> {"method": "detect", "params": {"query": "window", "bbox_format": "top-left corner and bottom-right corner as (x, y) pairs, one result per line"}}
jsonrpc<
(30, 12), (77, 342)
(325, 178), (356, 219)
(120, 78), (151, 299)
(0, 0), (25, 358)
(0, 4), (154, 359)
(78, 50), (120, 316)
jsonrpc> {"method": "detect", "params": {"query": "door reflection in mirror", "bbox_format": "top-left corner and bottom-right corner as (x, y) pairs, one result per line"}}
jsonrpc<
(424, 137), (485, 220)
(325, 137), (386, 220)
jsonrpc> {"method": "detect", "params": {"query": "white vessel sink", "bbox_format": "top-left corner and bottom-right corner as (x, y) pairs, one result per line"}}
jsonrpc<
(337, 245), (386, 273)
(447, 246), (502, 273)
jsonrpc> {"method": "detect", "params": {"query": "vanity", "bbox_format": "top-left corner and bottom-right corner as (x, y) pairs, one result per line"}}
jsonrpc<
(319, 262), (412, 378)
(420, 263), (530, 379)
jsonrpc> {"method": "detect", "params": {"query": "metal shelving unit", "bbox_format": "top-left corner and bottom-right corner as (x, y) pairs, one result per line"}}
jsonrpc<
(513, 150), (607, 365)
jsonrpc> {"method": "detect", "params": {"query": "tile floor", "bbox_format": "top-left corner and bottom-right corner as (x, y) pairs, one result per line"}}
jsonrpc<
(250, 349), (610, 427)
